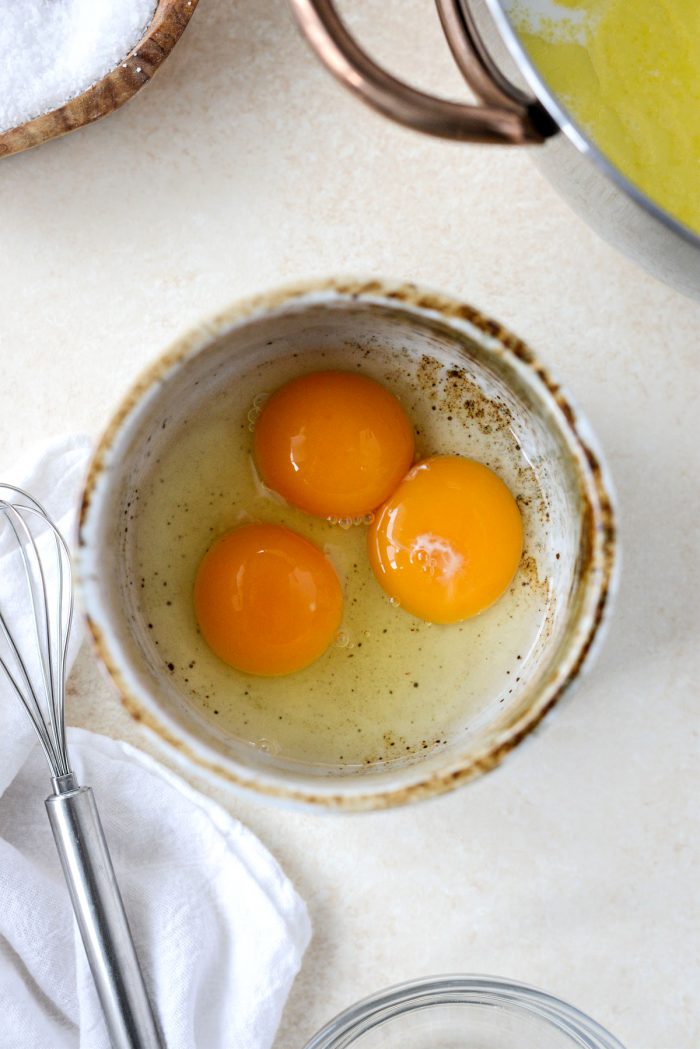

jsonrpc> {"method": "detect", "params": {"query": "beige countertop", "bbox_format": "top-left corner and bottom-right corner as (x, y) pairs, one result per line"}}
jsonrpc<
(1, 2), (698, 1047)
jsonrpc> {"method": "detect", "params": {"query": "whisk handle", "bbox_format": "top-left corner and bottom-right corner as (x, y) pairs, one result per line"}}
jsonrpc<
(46, 785), (164, 1049)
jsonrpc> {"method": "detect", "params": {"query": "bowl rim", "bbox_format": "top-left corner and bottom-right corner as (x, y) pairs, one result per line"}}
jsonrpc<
(302, 973), (627, 1049)
(77, 276), (618, 811)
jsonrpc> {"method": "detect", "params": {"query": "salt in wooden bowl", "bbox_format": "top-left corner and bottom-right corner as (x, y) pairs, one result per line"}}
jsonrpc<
(0, 0), (199, 159)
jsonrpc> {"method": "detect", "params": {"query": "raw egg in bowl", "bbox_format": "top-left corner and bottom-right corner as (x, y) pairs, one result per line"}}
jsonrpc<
(78, 279), (617, 811)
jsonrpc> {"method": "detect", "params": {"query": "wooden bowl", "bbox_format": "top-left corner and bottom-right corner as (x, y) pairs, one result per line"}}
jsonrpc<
(0, 0), (199, 159)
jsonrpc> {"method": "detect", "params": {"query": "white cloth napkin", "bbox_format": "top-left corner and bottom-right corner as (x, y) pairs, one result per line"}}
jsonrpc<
(0, 436), (311, 1049)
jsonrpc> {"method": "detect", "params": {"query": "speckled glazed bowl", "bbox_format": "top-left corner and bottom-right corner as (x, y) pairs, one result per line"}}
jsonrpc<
(78, 278), (617, 811)
(303, 975), (626, 1049)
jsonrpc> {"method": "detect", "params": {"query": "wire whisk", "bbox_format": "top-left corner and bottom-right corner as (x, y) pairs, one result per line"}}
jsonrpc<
(0, 485), (73, 782)
(0, 484), (162, 1049)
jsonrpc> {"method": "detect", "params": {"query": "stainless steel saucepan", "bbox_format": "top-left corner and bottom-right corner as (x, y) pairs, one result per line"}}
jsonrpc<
(289, 0), (700, 298)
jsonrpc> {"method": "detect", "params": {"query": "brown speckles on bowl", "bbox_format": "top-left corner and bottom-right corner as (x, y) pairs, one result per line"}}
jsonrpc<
(77, 277), (618, 811)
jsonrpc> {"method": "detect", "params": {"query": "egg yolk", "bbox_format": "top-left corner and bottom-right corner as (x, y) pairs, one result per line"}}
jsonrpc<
(254, 370), (415, 518)
(194, 523), (342, 676)
(368, 456), (523, 624)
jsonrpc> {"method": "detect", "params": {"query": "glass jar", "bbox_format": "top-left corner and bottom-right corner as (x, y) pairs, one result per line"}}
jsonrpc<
(304, 975), (626, 1049)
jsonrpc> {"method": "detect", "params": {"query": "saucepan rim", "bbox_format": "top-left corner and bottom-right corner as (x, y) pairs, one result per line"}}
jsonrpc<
(477, 0), (700, 250)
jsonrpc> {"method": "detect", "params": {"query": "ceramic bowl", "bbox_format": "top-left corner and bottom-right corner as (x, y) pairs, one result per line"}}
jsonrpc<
(303, 975), (626, 1049)
(77, 278), (617, 811)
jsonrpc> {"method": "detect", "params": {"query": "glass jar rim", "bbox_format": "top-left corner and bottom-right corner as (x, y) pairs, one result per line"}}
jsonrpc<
(303, 974), (626, 1049)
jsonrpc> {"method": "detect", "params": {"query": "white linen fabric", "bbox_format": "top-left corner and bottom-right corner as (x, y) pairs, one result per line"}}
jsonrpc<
(0, 436), (311, 1049)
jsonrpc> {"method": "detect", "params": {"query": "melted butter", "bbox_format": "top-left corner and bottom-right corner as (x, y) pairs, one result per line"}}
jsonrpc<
(511, 0), (700, 233)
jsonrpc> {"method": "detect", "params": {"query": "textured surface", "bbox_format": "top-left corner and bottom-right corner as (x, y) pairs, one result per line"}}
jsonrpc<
(0, 1), (697, 1047)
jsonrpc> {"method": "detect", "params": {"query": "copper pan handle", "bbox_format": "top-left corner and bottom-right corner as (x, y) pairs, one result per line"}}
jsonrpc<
(288, 0), (553, 145)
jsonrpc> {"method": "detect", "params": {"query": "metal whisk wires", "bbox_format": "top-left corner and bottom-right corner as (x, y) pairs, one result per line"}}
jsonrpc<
(0, 484), (73, 781)
(0, 483), (163, 1047)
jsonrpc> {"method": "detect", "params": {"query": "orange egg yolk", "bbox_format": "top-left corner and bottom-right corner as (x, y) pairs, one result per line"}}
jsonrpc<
(368, 455), (523, 624)
(194, 523), (343, 676)
(254, 370), (415, 518)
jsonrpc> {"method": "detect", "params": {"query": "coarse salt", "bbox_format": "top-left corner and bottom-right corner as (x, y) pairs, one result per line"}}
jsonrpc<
(0, 0), (157, 133)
